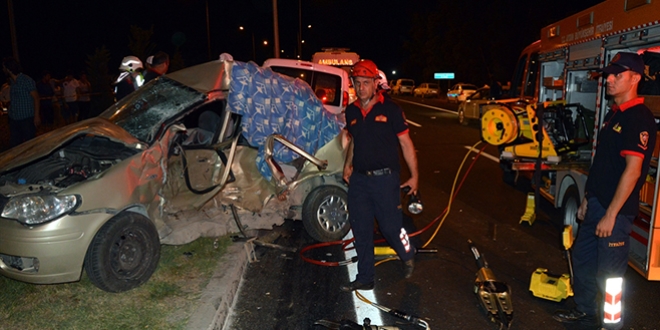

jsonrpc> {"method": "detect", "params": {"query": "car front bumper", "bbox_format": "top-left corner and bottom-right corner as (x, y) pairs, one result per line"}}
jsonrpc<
(0, 212), (113, 284)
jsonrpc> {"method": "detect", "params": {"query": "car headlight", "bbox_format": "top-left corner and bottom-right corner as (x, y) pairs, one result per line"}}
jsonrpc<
(2, 194), (79, 225)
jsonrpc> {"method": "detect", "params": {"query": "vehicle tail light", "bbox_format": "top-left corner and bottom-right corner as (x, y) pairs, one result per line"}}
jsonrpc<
(342, 91), (348, 107)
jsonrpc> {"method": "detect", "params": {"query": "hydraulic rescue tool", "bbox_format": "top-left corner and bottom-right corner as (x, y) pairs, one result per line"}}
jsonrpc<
(468, 240), (513, 329)
(314, 318), (400, 329)
(402, 186), (423, 214)
(529, 225), (575, 301)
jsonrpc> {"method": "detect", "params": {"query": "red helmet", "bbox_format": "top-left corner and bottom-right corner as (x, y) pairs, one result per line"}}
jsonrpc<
(351, 60), (380, 79)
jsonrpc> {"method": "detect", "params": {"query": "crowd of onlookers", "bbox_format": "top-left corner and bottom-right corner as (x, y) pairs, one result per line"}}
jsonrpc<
(1, 51), (170, 150)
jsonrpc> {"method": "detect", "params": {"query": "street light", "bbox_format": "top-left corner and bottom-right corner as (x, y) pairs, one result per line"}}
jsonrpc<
(298, 24), (312, 59)
(239, 26), (256, 60)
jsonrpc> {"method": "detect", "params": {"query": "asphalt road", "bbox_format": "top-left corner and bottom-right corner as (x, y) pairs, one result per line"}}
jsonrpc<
(224, 96), (660, 330)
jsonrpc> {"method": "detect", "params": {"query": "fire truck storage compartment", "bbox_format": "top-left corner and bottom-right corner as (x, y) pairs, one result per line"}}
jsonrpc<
(540, 60), (564, 102)
(566, 71), (598, 112)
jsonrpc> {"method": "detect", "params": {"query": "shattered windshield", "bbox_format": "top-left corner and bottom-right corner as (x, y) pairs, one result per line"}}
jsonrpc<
(99, 78), (205, 144)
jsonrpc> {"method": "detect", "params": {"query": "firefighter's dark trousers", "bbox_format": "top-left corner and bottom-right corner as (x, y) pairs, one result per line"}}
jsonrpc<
(348, 171), (414, 284)
(572, 196), (633, 330)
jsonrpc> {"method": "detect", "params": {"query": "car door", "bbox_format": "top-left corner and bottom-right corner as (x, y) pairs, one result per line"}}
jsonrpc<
(163, 100), (239, 208)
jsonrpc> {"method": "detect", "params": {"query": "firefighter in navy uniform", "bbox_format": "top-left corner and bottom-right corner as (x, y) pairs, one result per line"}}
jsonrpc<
(341, 60), (419, 292)
(553, 52), (657, 329)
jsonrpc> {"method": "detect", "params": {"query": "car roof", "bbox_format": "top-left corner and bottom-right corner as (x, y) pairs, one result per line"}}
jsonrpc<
(166, 59), (232, 93)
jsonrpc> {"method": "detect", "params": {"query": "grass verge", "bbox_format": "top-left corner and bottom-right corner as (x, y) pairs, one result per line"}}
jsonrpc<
(0, 236), (231, 330)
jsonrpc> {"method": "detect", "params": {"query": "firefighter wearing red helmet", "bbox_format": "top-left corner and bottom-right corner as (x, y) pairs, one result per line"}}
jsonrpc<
(341, 60), (419, 292)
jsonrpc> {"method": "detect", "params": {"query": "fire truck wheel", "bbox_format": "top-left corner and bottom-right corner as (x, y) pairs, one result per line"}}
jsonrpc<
(561, 185), (580, 239)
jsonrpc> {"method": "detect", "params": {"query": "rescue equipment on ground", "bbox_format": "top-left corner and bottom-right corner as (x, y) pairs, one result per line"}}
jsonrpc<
(373, 246), (437, 256)
(529, 225), (574, 301)
(402, 186), (423, 214)
(314, 318), (400, 329)
(350, 291), (431, 329)
(469, 239), (513, 329)
(519, 192), (536, 225)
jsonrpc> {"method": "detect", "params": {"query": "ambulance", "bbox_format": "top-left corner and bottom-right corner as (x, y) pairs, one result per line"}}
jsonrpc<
(311, 48), (361, 104)
(482, 0), (660, 280)
(311, 48), (360, 69)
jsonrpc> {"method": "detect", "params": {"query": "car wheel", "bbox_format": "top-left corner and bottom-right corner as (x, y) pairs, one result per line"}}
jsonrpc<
(458, 108), (468, 125)
(84, 212), (161, 292)
(561, 185), (580, 240)
(302, 185), (350, 242)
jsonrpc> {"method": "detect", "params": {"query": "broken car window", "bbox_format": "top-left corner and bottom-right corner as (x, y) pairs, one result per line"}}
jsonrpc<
(100, 78), (205, 144)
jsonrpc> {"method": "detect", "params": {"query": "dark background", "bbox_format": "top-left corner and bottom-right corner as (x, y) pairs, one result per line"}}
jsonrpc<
(1, 0), (602, 85)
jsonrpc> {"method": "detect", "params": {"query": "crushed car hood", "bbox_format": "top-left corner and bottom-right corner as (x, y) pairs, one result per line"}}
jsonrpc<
(0, 117), (142, 173)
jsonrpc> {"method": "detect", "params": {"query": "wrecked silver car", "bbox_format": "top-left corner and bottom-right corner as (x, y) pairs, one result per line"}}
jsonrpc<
(0, 60), (349, 292)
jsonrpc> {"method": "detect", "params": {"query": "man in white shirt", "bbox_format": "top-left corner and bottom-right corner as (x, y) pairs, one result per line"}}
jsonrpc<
(62, 73), (80, 123)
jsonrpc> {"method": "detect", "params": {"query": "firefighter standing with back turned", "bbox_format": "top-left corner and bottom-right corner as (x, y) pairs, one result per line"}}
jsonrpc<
(553, 52), (657, 329)
(341, 60), (418, 292)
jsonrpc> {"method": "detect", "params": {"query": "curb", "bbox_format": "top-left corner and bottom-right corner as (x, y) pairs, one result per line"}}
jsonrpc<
(186, 241), (248, 330)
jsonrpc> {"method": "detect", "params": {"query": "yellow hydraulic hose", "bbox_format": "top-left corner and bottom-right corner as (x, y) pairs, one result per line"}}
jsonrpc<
(421, 140), (482, 248)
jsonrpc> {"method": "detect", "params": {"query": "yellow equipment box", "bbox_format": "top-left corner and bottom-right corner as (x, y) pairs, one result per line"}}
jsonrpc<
(529, 268), (573, 302)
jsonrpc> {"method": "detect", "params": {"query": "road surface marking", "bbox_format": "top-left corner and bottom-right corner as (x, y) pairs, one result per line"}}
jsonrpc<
(464, 146), (499, 163)
(395, 99), (456, 114)
(406, 119), (422, 127)
(343, 231), (383, 325)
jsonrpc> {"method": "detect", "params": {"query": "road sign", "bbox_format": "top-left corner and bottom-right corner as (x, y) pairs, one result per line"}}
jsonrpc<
(434, 72), (454, 79)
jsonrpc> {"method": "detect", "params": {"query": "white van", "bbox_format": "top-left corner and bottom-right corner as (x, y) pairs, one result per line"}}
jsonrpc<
(263, 59), (352, 115)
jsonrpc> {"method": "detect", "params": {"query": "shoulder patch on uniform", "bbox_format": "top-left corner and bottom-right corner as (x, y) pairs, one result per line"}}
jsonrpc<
(639, 131), (649, 150)
(375, 114), (388, 122)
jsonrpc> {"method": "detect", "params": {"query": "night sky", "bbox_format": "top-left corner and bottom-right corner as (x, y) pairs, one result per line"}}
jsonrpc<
(2, 0), (602, 83)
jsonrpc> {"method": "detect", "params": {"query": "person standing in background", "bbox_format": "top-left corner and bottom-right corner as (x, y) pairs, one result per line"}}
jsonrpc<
(0, 78), (10, 111)
(62, 73), (80, 124)
(114, 55), (144, 101)
(36, 71), (55, 126)
(77, 72), (92, 120)
(2, 57), (40, 147)
(143, 51), (170, 83)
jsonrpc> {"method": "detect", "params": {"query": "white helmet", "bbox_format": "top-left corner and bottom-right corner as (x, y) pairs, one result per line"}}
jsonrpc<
(119, 56), (143, 72)
(378, 70), (390, 90)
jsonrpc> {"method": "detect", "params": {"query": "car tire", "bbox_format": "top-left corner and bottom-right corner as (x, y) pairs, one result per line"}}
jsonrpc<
(84, 212), (161, 292)
(302, 185), (350, 242)
(458, 108), (468, 125)
(561, 185), (580, 240)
